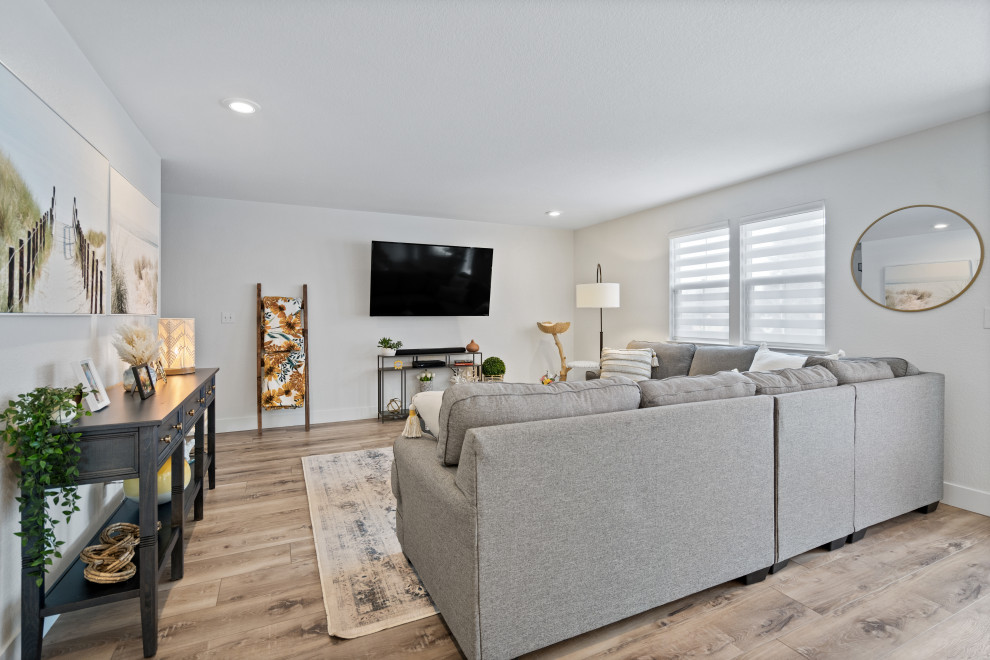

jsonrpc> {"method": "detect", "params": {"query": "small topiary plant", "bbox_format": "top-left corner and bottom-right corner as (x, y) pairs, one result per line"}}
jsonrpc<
(377, 337), (403, 350)
(482, 356), (506, 377)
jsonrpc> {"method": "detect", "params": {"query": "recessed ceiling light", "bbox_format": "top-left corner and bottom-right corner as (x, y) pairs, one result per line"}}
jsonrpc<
(933, 223), (949, 229)
(546, 210), (561, 217)
(222, 98), (260, 114)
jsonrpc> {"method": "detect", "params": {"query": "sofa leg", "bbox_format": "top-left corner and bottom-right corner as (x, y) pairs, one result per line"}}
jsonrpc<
(769, 559), (789, 574)
(740, 567), (771, 585)
(846, 529), (867, 544)
(916, 501), (939, 514)
(825, 536), (846, 552)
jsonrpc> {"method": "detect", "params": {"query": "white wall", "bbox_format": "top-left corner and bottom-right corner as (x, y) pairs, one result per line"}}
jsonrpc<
(161, 194), (575, 431)
(0, 1), (161, 657)
(574, 112), (990, 516)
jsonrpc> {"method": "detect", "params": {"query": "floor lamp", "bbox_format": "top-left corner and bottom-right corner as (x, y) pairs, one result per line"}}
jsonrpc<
(576, 264), (620, 356)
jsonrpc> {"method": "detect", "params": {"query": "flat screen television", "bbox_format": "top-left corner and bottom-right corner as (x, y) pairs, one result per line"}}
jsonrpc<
(370, 240), (493, 316)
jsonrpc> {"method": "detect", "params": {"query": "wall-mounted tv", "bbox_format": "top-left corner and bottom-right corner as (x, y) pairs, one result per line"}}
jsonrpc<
(370, 240), (493, 316)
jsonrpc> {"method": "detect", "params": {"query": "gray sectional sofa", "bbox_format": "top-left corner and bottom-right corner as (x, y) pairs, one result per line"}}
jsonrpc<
(390, 343), (944, 660)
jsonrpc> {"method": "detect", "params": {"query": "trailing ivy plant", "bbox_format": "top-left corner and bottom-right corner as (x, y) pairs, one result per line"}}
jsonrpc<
(1, 385), (89, 586)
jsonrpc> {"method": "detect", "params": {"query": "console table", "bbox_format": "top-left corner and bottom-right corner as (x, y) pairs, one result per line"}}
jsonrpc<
(20, 368), (218, 659)
(377, 351), (482, 422)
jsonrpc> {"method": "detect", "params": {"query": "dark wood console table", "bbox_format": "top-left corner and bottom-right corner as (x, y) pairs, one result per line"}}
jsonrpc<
(20, 368), (218, 659)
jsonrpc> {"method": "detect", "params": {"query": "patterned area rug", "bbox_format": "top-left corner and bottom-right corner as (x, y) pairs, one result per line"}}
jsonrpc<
(301, 447), (437, 638)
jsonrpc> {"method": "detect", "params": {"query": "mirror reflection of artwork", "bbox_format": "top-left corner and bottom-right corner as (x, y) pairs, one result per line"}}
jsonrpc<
(883, 261), (972, 311)
(854, 205), (984, 312)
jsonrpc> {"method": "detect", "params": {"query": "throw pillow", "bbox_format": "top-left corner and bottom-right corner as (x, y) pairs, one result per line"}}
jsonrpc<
(748, 343), (807, 372)
(626, 340), (697, 379)
(742, 366), (838, 395)
(410, 390), (443, 436)
(688, 344), (760, 376)
(807, 356), (919, 378)
(805, 358), (895, 385)
(599, 347), (656, 382)
(638, 371), (756, 408)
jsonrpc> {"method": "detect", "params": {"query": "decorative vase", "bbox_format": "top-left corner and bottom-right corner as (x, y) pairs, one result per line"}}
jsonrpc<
(466, 339), (480, 353)
(380, 347), (397, 357)
(123, 459), (191, 505)
(122, 368), (135, 392)
(420, 380), (433, 392)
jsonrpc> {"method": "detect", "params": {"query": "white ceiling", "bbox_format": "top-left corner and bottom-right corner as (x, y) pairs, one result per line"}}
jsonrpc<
(46, 0), (990, 230)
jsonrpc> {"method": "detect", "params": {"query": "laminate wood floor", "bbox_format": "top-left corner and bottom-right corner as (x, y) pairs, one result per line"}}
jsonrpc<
(41, 419), (990, 659)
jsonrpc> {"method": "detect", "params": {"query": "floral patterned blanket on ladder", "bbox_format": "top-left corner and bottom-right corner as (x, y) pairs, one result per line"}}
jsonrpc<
(262, 296), (306, 409)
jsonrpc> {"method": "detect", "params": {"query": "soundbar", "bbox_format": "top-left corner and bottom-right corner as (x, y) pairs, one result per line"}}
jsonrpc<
(413, 360), (446, 368)
(395, 347), (466, 356)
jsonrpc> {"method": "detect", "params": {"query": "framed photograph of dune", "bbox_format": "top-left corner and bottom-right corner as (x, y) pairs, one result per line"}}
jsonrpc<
(0, 62), (109, 314)
(109, 168), (160, 315)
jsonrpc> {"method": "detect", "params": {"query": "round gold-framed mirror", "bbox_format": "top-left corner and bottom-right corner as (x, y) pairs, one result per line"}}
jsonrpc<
(852, 205), (983, 312)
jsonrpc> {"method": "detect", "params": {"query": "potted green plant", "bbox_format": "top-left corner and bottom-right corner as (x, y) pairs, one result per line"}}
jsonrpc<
(482, 356), (506, 382)
(377, 337), (403, 356)
(2, 385), (90, 586)
(417, 370), (434, 392)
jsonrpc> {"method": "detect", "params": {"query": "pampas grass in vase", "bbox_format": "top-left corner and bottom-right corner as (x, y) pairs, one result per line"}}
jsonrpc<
(112, 323), (162, 391)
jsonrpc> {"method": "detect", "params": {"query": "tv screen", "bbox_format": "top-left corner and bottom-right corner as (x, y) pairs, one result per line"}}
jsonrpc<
(370, 241), (493, 316)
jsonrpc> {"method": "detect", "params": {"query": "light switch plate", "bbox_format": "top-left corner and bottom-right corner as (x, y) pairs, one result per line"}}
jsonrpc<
(221, 312), (234, 324)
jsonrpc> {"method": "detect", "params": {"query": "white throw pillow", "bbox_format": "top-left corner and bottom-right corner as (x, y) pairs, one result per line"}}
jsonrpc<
(749, 343), (846, 372)
(411, 390), (443, 436)
(749, 343), (809, 372)
(599, 347), (656, 382)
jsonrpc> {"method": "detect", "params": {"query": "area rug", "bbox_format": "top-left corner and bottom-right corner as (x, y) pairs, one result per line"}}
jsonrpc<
(301, 447), (437, 638)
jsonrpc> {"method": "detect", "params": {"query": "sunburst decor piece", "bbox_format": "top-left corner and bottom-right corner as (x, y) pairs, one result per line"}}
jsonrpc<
(158, 318), (195, 375)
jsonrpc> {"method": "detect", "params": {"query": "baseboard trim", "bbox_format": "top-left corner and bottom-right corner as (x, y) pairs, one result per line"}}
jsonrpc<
(217, 406), (379, 433)
(943, 481), (990, 517)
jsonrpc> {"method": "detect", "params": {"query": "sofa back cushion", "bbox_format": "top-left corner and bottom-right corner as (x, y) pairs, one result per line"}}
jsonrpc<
(599, 347), (655, 382)
(806, 355), (919, 378)
(803, 358), (894, 385)
(626, 340), (696, 379)
(436, 379), (642, 466)
(688, 344), (759, 376)
(742, 366), (838, 395)
(638, 371), (756, 408)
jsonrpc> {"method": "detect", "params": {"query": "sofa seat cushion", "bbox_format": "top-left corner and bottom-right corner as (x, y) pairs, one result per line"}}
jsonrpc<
(436, 379), (642, 466)
(626, 340), (697, 379)
(804, 358), (894, 385)
(599, 347), (655, 382)
(638, 371), (756, 408)
(688, 344), (760, 376)
(742, 366), (838, 395)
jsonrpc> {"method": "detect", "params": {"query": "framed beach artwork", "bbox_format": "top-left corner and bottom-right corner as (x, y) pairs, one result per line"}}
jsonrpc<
(0, 62), (110, 314)
(72, 357), (109, 412)
(109, 168), (160, 315)
(883, 260), (972, 311)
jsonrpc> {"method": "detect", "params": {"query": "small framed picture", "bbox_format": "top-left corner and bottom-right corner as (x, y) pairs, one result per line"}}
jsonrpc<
(71, 358), (110, 412)
(154, 359), (168, 384)
(132, 364), (156, 400)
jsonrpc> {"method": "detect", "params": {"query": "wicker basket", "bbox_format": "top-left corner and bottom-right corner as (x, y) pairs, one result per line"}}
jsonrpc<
(482, 375), (504, 382)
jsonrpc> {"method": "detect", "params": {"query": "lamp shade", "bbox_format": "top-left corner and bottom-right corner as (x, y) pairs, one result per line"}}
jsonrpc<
(576, 283), (620, 308)
(159, 318), (196, 375)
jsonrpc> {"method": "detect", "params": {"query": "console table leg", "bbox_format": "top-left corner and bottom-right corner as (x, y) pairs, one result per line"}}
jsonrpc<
(207, 400), (216, 490)
(20, 563), (42, 660)
(138, 427), (159, 657)
(171, 448), (185, 580)
(195, 415), (205, 521)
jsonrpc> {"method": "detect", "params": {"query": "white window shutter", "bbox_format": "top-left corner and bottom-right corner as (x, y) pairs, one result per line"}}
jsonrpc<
(741, 204), (826, 349)
(670, 226), (731, 342)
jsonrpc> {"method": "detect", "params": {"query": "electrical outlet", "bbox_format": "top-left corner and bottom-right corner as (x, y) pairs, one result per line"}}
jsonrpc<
(221, 311), (235, 324)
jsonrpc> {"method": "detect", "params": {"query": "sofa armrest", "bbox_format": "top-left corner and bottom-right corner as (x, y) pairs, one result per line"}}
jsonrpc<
(455, 396), (775, 659)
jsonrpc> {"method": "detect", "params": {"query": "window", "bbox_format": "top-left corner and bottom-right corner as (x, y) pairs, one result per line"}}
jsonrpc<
(670, 226), (730, 343)
(670, 202), (826, 349)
